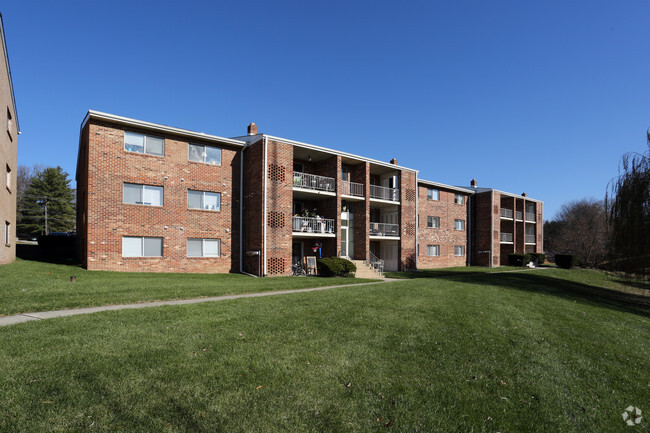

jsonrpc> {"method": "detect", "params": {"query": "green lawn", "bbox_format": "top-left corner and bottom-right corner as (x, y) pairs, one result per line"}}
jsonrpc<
(0, 268), (648, 432)
(0, 259), (377, 316)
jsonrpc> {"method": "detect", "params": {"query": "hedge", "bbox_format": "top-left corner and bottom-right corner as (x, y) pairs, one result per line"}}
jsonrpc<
(508, 253), (531, 267)
(555, 254), (579, 269)
(529, 253), (546, 265)
(317, 257), (357, 277)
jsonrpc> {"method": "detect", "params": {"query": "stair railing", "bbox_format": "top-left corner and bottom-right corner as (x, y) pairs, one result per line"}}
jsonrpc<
(366, 251), (384, 275)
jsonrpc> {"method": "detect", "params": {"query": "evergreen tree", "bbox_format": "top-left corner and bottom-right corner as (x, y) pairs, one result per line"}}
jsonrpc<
(17, 166), (75, 236)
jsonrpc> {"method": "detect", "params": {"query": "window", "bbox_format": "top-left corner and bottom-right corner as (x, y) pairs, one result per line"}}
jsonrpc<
(427, 245), (440, 257)
(7, 108), (12, 140)
(293, 162), (304, 173)
(427, 188), (439, 200)
(122, 237), (163, 257)
(454, 245), (465, 256)
(5, 164), (10, 192)
(123, 183), (163, 206)
(188, 190), (221, 211)
(124, 131), (164, 156)
(454, 219), (465, 230)
(4, 221), (9, 245)
(189, 143), (222, 165)
(454, 194), (465, 205)
(187, 238), (221, 257)
(427, 216), (440, 228)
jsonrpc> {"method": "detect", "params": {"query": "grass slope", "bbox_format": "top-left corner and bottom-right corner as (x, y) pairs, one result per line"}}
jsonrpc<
(0, 270), (648, 432)
(0, 260), (377, 316)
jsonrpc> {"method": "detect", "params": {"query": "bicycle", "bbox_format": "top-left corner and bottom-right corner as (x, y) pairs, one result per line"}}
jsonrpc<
(292, 263), (306, 276)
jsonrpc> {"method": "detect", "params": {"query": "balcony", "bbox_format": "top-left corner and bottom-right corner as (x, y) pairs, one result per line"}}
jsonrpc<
(369, 185), (399, 202)
(525, 212), (536, 222)
(341, 180), (364, 197)
(525, 235), (536, 244)
(515, 211), (523, 221)
(369, 222), (399, 237)
(500, 208), (513, 219)
(500, 232), (513, 243)
(292, 216), (335, 236)
(293, 172), (335, 192)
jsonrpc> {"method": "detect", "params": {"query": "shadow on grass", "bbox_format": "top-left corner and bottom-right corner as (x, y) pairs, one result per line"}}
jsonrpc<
(16, 244), (81, 266)
(428, 271), (650, 318)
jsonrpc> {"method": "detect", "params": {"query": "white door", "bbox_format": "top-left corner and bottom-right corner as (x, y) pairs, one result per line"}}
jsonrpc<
(380, 241), (398, 271)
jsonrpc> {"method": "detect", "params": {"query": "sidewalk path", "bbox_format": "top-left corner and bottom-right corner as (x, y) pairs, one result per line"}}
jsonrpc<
(0, 280), (401, 327)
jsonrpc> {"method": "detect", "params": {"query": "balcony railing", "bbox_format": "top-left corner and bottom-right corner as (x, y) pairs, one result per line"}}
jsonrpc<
(500, 208), (513, 219)
(369, 222), (399, 237)
(292, 216), (335, 234)
(341, 180), (364, 197)
(515, 211), (523, 221)
(500, 232), (513, 243)
(525, 235), (536, 244)
(525, 212), (536, 222)
(369, 184), (400, 202)
(293, 171), (335, 192)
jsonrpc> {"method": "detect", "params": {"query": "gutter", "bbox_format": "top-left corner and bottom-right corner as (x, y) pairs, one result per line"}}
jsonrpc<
(263, 136), (268, 276)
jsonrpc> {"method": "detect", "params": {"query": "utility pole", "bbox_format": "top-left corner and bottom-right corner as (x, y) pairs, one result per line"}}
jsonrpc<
(43, 196), (49, 235)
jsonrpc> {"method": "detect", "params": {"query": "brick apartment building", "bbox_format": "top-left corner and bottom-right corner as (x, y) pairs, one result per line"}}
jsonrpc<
(0, 13), (19, 265)
(76, 111), (543, 275)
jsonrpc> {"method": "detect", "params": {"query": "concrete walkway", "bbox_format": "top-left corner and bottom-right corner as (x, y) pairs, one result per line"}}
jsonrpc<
(0, 280), (400, 327)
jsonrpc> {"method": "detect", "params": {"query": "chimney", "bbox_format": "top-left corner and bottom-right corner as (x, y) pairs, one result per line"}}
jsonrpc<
(522, 192), (527, 197)
(247, 123), (258, 135)
(390, 158), (398, 165)
(470, 178), (477, 187)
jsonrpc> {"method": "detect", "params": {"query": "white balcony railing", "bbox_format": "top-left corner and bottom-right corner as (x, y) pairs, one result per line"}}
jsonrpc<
(515, 211), (523, 221)
(292, 216), (335, 234)
(341, 180), (364, 197)
(500, 208), (513, 219)
(525, 212), (536, 222)
(525, 235), (536, 244)
(500, 232), (513, 243)
(369, 222), (399, 236)
(293, 172), (335, 192)
(369, 185), (399, 202)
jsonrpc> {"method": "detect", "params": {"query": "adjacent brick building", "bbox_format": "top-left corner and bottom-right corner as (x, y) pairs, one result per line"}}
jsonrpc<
(0, 13), (19, 265)
(76, 111), (543, 275)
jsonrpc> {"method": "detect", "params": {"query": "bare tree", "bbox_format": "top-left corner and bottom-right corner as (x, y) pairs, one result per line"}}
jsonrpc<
(545, 198), (609, 267)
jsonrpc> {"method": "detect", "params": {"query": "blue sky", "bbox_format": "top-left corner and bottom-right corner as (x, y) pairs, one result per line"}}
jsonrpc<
(3, 0), (649, 219)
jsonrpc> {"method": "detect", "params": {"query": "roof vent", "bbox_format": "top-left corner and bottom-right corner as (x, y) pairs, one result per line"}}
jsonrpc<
(390, 158), (398, 165)
(522, 192), (527, 197)
(470, 179), (477, 187)
(247, 123), (258, 135)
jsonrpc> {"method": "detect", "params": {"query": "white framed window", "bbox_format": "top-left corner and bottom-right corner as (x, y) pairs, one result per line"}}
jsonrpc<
(454, 245), (465, 256)
(427, 245), (440, 257)
(188, 190), (221, 211)
(122, 237), (163, 257)
(4, 221), (9, 245)
(454, 194), (465, 205)
(454, 219), (465, 231)
(7, 108), (12, 140)
(187, 238), (221, 257)
(427, 188), (439, 200)
(189, 143), (222, 165)
(123, 183), (163, 206)
(427, 216), (440, 228)
(124, 131), (164, 156)
(5, 164), (10, 192)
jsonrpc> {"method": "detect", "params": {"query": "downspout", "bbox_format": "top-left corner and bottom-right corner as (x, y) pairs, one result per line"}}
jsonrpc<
(467, 194), (472, 266)
(263, 136), (268, 276)
(414, 172), (418, 270)
(490, 190), (494, 267)
(240, 144), (244, 275)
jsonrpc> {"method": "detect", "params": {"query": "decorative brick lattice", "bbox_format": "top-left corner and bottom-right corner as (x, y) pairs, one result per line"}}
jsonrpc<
(268, 211), (285, 228)
(405, 223), (416, 236)
(267, 257), (286, 274)
(268, 164), (286, 183)
(405, 188), (416, 202)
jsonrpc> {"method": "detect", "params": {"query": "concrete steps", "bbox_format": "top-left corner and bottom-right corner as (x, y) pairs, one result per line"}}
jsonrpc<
(351, 260), (384, 279)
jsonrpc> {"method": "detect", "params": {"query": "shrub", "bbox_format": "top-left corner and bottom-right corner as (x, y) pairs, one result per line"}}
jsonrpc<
(529, 253), (546, 265)
(508, 253), (531, 267)
(555, 254), (579, 269)
(317, 257), (356, 277)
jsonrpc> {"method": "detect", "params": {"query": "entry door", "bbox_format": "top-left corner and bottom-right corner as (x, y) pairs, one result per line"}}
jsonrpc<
(292, 242), (303, 266)
(380, 243), (398, 271)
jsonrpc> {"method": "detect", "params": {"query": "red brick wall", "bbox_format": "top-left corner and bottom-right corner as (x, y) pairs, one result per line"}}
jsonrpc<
(242, 139), (264, 275)
(352, 162), (370, 261)
(82, 120), (240, 273)
(417, 185), (469, 268)
(399, 171), (417, 270)
(472, 191), (493, 266)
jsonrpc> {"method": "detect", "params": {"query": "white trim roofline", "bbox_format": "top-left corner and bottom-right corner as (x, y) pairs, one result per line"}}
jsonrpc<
(82, 110), (247, 147)
(465, 187), (544, 203)
(257, 134), (419, 173)
(0, 13), (19, 133)
(418, 179), (475, 194)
